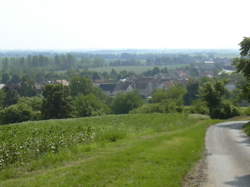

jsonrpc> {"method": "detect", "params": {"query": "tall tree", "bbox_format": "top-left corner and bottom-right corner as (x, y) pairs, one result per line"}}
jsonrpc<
(112, 91), (143, 114)
(42, 84), (72, 119)
(199, 80), (239, 119)
(234, 37), (250, 102)
(2, 86), (19, 107)
(69, 76), (93, 96)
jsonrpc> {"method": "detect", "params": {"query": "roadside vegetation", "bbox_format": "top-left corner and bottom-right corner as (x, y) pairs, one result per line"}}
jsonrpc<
(0, 113), (219, 186)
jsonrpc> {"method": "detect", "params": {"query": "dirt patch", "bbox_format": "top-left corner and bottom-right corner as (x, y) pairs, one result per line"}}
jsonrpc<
(183, 152), (208, 187)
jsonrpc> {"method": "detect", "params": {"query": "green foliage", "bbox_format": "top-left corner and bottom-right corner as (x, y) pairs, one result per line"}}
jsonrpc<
(18, 75), (37, 97)
(199, 80), (239, 119)
(42, 84), (72, 119)
(69, 76), (93, 96)
(209, 101), (240, 119)
(244, 122), (250, 136)
(152, 85), (187, 106)
(233, 37), (250, 102)
(199, 80), (226, 108)
(0, 103), (39, 124)
(184, 80), (199, 105)
(131, 100), (182, 114)
(0, 90), (6, 108)
(130, 103), (165, 113)
(189, 99), (209, 115)
(112, 91), (143, 114)
(243, 107), (250, 115)
(18, 96), (43, 111)
(0, 122), (96, 169)
(2, 87), (19, 107)
(73, 94), (110, 117)
(239, 37), (250, 56)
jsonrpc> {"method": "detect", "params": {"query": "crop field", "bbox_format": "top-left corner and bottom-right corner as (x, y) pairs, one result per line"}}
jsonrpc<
(0, 114), (218, 187)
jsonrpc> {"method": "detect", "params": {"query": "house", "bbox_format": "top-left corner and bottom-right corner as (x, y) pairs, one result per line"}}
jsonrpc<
(0, 84), (5, 89)
(99, 83), (116, 95)
(55, 80), (69, 86)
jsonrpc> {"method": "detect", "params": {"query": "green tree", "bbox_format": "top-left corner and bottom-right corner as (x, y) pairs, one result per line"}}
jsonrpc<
(199, 80), (226, 109)
(2, 86), (19, 107)
(42, 84), (72, 119)
(0, 103), (36, 124)
(18, 96), (43, 111)
(112, 91), (143, 114)
(1, 73), (10, 84)
(152, 85), (187, 106)
(199, 80), (239, 118)
(69, 76), (93, 96)
(184, 80), (199, 105)
(233, 37), (250, 102)
(73, 94), (110, 117)
(18, 75), (37, 97)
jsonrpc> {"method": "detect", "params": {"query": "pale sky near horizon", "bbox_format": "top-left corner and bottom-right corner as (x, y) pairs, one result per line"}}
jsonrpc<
(0, 0), (249, 50)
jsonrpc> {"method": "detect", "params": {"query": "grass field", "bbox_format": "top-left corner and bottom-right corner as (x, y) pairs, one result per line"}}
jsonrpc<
(88, 64), (188, 73)
(0, 113), (219, 187)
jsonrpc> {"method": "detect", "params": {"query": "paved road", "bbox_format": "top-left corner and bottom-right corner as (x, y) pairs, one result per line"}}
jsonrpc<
(203, 121), (250, 187)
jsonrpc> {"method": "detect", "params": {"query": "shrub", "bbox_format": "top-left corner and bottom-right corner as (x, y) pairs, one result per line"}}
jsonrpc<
(131, 100), (181, 114)
(112, 91), (143, 114)
(243, 107), (250, 115)
(210, 101), (240, 119)
(0, 103), (39, 124)
(73, 94), (111, 117)
(190, 99), (209, 115)
(130, 103), (164, 114)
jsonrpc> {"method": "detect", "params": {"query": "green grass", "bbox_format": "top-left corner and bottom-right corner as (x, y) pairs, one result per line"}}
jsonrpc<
(0, 113), (218, 187)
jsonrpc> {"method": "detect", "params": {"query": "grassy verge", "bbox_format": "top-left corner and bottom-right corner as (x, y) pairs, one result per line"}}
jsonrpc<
(244, 122), (250, 136)
(0, 114), (218, 187)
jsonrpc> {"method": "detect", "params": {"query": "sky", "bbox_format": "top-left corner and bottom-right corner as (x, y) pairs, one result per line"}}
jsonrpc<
(0, 0), (249, 50)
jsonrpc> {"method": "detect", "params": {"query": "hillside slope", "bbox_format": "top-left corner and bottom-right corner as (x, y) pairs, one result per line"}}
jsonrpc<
(0, 114), (218, 187)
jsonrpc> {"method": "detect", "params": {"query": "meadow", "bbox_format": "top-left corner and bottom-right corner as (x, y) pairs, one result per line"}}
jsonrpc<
(0, 113), (219, 186)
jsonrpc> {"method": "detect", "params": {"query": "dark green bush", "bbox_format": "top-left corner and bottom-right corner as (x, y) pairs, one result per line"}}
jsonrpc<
(0, 103), (40, 124)
(112, 91), (143, 114)
(210, 101), (240, 119)
(131, 100), (181, 114)
(73, 94), (111, 117)
(190, 100), (209, 115)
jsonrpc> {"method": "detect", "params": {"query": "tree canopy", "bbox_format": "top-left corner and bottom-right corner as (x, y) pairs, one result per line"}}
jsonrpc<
(234, 37), (250, 102)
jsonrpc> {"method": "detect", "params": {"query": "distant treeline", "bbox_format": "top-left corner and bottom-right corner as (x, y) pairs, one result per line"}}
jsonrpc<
(0, 52), (234, 73)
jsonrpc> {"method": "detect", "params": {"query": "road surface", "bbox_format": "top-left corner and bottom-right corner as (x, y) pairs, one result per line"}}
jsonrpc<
(203, 121), (250, 187)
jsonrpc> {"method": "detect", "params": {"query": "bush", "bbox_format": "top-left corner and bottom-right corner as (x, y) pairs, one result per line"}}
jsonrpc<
(131, 100), (181, 114)
(0, 103), (40, 124)
(210, 101), (240, 119)
(73, 94), (111, 117)
(243, 107), (250, 115)
(112, 91), (143, 114)
(190, 99), (209, 115)
(18, 96), (43, 111)
(130, 103), (164, 114)
(244, 122), (250, 136)
(152, 86), (186, 106)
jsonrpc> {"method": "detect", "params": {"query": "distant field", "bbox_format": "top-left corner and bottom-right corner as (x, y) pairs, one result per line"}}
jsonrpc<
(88, 64), (188, 73)
(0, 114), (218, 187)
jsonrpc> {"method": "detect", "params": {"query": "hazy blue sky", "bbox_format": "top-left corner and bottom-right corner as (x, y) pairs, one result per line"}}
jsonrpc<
(0, 0), (249, 50)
